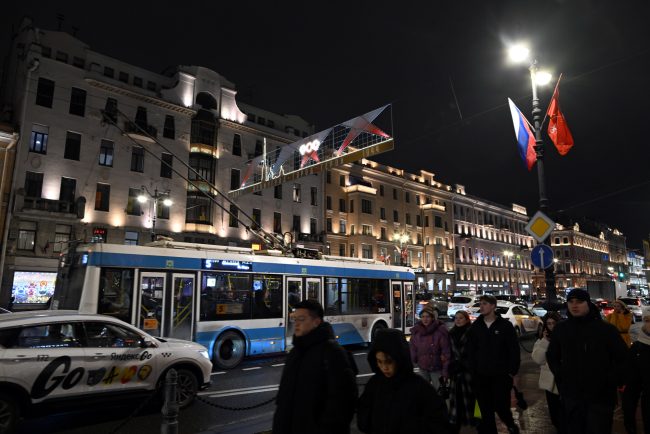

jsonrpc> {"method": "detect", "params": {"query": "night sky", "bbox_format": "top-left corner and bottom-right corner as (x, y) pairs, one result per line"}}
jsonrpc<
(2, 1), (649, 249)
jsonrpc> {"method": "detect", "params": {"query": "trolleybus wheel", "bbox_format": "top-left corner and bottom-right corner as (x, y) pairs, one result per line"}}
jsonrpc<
(213, 330), (246, 369)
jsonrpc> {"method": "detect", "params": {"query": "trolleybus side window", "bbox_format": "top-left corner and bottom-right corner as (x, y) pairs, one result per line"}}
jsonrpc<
(326, 278), (389, 315)
(98, 268), (134, 323)
(252, 274), (282, 319)
(325, 277), (341, 315)
(200, 272), (251, 321)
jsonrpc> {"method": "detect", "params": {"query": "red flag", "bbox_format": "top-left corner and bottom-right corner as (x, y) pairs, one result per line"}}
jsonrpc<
(546, 76), (574, 156)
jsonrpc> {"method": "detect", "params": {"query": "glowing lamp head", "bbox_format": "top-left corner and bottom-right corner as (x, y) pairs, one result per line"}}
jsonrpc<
(508, 44), (530, 63)
(535, 71), (553, 86)
(162, 198), (173, 207)
(137, 195), (148, 204)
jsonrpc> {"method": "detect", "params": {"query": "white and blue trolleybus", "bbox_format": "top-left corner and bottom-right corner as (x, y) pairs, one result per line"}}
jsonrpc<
(51, 241), (416, 369)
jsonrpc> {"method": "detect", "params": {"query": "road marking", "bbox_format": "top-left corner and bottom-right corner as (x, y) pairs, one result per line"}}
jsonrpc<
(210, 371), (227, 376)
(271, 363), (285, 367)
(353, 352), (367, 356)
(242, 367), (261, 371)
(199, 384), (281, 398)
(209, 387), (279, 398)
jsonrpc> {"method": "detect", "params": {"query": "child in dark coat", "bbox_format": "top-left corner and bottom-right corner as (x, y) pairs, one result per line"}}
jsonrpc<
(357, 328), (450, 434)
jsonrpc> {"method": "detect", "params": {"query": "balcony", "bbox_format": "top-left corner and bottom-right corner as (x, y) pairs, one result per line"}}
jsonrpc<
(298, 232), (324, 243)
(124, 121), (157, 142)
(22, 197), (77, 214)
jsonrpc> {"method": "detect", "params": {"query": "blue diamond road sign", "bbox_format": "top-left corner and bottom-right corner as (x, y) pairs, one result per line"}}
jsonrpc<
(531, 244), (554, 269)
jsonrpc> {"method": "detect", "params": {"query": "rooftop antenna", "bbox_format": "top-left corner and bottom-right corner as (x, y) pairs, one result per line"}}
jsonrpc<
(56, 13), (65, 31)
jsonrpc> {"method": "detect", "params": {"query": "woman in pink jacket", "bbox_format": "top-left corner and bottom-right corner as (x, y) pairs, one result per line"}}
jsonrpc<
(410, 303), (451, 391)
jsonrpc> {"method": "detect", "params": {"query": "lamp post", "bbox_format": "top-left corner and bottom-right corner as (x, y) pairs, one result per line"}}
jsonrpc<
(138, 186), (172, 242)
(504, 250), (513, 295)
(508, 44), (557, 303)
(393, 232), (409, 266)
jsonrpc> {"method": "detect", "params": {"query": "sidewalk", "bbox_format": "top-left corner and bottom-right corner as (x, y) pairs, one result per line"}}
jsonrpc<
(202, 348), (639, 434)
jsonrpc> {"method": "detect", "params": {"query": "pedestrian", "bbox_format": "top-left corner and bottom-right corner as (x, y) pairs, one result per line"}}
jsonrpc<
(531, 311), (566, 434)
(622, 306), (650, 434)
(357, 328), (450, 434)
(448, 310), (476, 433)
(272, 299), (358, 434)
(607, 299), (633, 347)
(466, 294), (521, 434)
(409, 303), (451, 391)
(547, 288), (628, 434)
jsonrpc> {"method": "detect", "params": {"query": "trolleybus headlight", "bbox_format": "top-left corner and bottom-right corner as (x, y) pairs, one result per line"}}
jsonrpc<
(198, 350), (210, 360)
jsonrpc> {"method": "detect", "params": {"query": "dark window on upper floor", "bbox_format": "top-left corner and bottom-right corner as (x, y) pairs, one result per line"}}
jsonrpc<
(69, 87), (86, 116)
(405, 192), (410, 203)
(135, 107), (148, 128)
(254, 140), (263, 157)
(393, 210), (399, 222)
(267, 120), (275, 128)
(326, 196), (332, 210)
(41, 46), (51, 58)
(35, 78), (54, 108)
(252, 208), (261, 229)
(131, 146), (144, 172)
(189, 154), (215, 183)
(233, 134), (242, 156)
(310, 187), (317, 206)
(133, 76), (143, 87)
(104, 98), (118, 123)
(163, 115), (175, 139)
(24, 171), (43, 197)
(326, 171), (331, 184)
(379, 185), (384, 196)
(95, 183), (110, 211)
(104, 66), (114, 78)
(55, 51), (68, 63)
(380, 208), (386, 220)
(257, 116), (265, 125)
(99, 140), (114, 167)
(339, 198), (346, 212)
(126, 188), (142, 215)
(147, 81), (156, 91)
(64, 131), (81, 160)
(274, 185), (282, 199)
(229, 204), (239, 228)
(118, 71), (129, 83)
(72, 56), (85, 68)
(434, 215), (443, 228)
(393, 188), (398, 200)
(160, 153), (173, 178)
(230, 169), (240, 190)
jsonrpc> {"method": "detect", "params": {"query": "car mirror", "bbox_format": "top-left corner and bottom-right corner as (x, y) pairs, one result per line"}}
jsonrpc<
(140, 338), (155, 348)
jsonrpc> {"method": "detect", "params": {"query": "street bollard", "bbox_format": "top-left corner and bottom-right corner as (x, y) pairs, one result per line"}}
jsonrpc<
(161, 369), (179, 434)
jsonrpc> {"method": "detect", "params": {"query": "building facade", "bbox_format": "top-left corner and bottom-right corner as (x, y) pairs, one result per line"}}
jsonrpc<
(452, 189), (534, 296)
(0, 18), (321, 305)
(627, 251), (648, 296)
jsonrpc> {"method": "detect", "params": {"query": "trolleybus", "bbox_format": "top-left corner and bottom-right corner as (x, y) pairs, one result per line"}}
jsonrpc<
(51, 241), (416, 368)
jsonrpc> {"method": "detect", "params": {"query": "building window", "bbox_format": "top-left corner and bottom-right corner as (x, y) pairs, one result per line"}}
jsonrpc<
(416, 195), (420, 205)
(131, 146), (144, 172)
(30, 128), (48, 154)
(393, 210), (399, 222)
(104, 98), (118, 123)
(64, 131), (81, 160)
(563, 237), (569, 244)
(163, 115), (175, 139)
(417, 234), (423, 245)
(273, 212), (282, 233)
(232, 134), (242, 156)
(393, 188), (398, 200)
(17, 221), (37, 251)
(405, 192), (410, 203)
(339, 219), (347, 234)
(326, 218), (333, 232)
(416, 214), (422, 227)
(293, 184), (301, 202)
(339, 244), (346, 256)
(361, 199), (372, 214)
(188, 154), (215, 183)
(229, 204), (239, 227)
(340, 175), (346, 186)
(379, 185), (384, 196)
(156, 200), (170, 220)
(124, 231), (139, 245)
(55, 50), (68, 62)
(126, 188), (143, 215)
(425, 216), (430, 227)
(99, 140), (114, 166)
(160, 153), (173, 178)
(339, 198), (347, 213)
(147, 81), (156, 91)
(118, 71), (129, 83)
(350, 244), (356, 258)
(310, 218), (317, 234)
(53, 224), (71, 252)
(230, 169), (240, 190)
(326, 196), (332, 210)
(362, 224), (372, 236)
(103, 66), (114, 78)
(254, 140), (263, 157)
(185, 193), (212, 224)
(350, 200), (354, 213)
(59, 177), (76, 203)
(135, 106), (148, 128)
(434, 215), (443, 228)
(35, 78), (55, 108)
(381, 227), (387, 240)
(310, 187), (318, 206)
(69, 87), (86, 116)
(406, 213), (411, 225)
(252, 208), (261, 229)
(326, 171), (331, 184)
(362, 244), (373, 259)
(133, 77), (143, 87)
(380, 207), (386, 220)
(24, 171), (43, 197)
(292, 215), (301, 232)
(41, 46), (51, 58)
(274, 185), (282, 199)
(95, 183), (110, 211)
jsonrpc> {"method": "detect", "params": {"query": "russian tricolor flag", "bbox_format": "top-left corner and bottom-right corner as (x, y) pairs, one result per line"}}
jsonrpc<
(508, 98), (537, 171)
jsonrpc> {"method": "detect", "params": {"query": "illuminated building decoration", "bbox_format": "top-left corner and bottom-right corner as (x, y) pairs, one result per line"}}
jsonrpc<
(232, 105), (393, 199)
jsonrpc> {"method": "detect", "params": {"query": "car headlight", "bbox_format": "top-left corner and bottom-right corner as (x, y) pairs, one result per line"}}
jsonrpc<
(198, 350), (210, 360)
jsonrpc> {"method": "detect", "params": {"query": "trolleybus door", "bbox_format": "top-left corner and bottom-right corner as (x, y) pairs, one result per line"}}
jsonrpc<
(167, 273), (195, 341)
(138, 272), (166, 337)
(404, 282), (415, 333)
(392, 282), (403, 331)
(286, 277), (322, 345)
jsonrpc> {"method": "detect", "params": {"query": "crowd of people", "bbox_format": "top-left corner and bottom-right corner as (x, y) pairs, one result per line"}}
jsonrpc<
(271, 291), (650, 434)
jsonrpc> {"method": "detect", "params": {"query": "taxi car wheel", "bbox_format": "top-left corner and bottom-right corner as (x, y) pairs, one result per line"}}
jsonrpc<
(175, 369), (199, 409)
(213, 330), (246, 370)
(0, 393), (18, 434)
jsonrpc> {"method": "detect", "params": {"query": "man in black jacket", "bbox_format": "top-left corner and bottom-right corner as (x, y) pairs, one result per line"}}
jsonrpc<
(272, 299), (357, 434)
(547, 288), (627, 434)
(467, 295), (520, 434)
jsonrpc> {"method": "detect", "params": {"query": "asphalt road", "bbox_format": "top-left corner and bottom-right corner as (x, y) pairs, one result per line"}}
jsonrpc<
(17, 322), (644, 434)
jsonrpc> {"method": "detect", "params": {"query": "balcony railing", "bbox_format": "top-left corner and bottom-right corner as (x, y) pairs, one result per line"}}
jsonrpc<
(124, 121), (157, 138)
(22, 197), (76, 214)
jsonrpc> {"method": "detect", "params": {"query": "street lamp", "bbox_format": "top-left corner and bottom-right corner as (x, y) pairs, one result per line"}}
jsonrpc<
(393, 232), (410, 266)
(508, 43), (558, 303)
(504, 250), (513, 295)
(137, 186), (172, 242)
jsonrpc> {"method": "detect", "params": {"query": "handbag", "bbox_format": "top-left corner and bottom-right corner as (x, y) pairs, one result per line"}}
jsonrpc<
(513, 386), (528, 410)
(437, 377), (450, 399)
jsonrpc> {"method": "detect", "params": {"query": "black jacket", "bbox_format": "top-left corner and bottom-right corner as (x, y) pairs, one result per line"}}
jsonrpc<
(466, 314), (520, 377)
(546, 302), (627, 406)
(272, 322), (358, 434)
(357, 328), (450, 434)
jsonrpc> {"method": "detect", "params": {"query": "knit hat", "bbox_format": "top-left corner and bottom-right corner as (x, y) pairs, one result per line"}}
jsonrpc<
(566, 288), (590, 302)
(643, 306), (650, 320)
(420, 304), (437, 319)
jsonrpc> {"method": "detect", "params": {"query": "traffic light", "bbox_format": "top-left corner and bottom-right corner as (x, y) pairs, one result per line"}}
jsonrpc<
(618, 272), (626, 282)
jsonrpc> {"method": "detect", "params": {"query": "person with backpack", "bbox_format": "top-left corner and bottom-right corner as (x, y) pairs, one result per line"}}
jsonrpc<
(272, 299), (358, 434)
(409, 303), (451, 391)
(357, 328), (450, 434)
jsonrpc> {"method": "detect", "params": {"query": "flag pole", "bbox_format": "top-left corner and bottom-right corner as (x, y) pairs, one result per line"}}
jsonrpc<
(541, 73), (563, 127)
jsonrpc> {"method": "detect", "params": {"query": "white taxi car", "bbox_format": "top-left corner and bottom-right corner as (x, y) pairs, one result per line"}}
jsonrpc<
(469, 301), (543, 337)
(0, 311), (212, 432)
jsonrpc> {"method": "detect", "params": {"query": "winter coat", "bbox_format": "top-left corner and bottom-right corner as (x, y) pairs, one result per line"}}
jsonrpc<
(409, 319), (451, 376)
(623, 337), (650, 432)
(466, 314), (520, 377)
(273, 322), (358, 434)
(546, 302), (628, 406)
(357, 328), (450, 434)
(606, 311), (632, 347)
(448, 324), (474, 427)
(531, 338), (558, 394)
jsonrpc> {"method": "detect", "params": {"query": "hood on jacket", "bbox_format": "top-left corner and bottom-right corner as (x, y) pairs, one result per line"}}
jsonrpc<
(367, 328), (413, 377)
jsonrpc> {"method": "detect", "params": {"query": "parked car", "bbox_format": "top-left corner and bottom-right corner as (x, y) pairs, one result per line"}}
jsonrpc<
(618, 297), (648, 322)
(415, 292), (448, 318)
(447, 296), (479, 318)
(494, 295), (527, 306)
(0, 311), (213, 432)
(468, 301), (543, 337)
